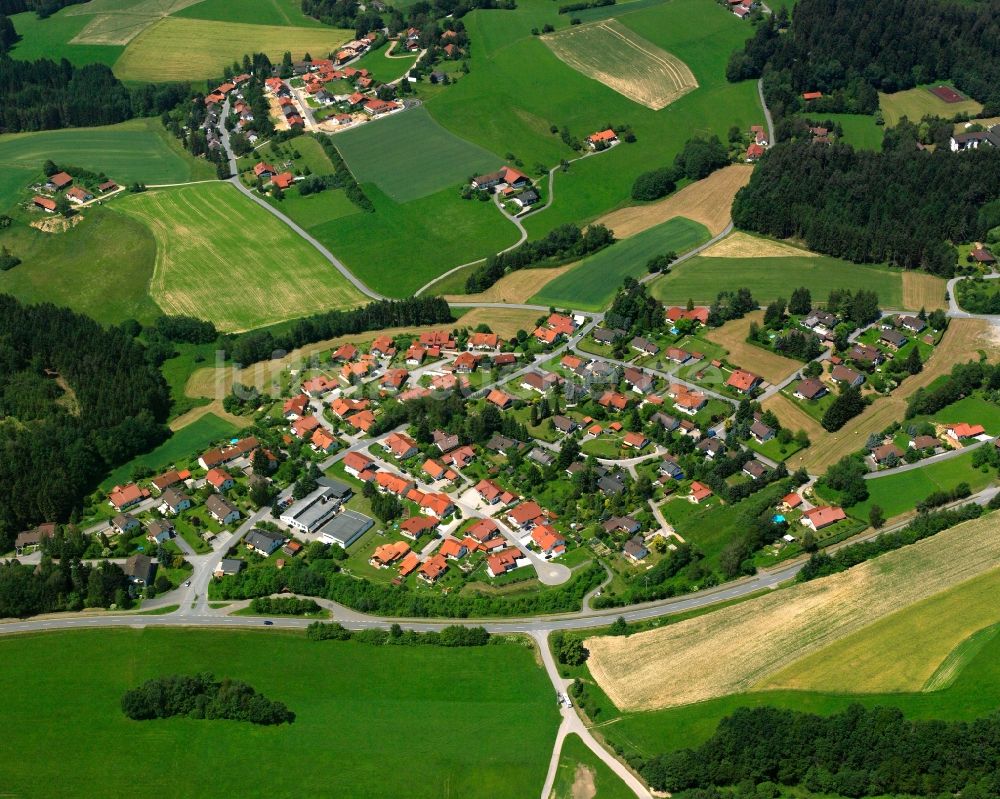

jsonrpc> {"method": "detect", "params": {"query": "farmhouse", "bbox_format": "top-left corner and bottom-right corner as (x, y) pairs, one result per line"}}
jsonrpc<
(364, 99), (400, 116)
(32, 195), (56, 212)
(47, 171), (73, 190)
(587, 129), (618, 149)
(65, 186), (93, 204)
(472, 166), (531, 191)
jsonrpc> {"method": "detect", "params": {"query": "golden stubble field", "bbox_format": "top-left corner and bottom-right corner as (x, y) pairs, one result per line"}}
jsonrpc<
(542, 19), (697, 110)
(585, 513), (1000, 712)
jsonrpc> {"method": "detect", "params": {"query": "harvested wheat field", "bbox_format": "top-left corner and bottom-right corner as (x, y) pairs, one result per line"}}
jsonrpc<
(758, 566), (1000, 695)
(761, 393), (826, 440)
(700, 231), (816, 259)
(597, 165), (751, 239)
(586, 512), (1000, 711)
(786, 319), (998, 473)
(169, 401), (252, 432)
(542, 19), (697, 110)
(705, 310), (801, 384)
(184, 309), (535, 400)
(902, 271), (947, 311)
(445, 264), (575, 304)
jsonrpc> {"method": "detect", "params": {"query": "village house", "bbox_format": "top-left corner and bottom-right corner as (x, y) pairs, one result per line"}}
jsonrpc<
(246, 528), (286, 556)
(291, 415), (321, 438)
(283, 394), (309, 420)
(486, 388), (514, 409)
(531, 525), (565, 557)
(587, 128), (618, 149)
(487, 547), (522, 578)
(205, 494), (241, 525)
(848, 344), (884, 367)
(311, 427), (338, 454)
(145, 519), (174, 544)
(871, 442), (904, 467)
(794, 378), (828, 401)
(801, 506), (846, 531)
(688, 481), (713, 504)
(623, 536), (649, 563)
(743, 459), (768, 480)
(383, 432), (419, 460)
(830, 364), (865, 388)
(112, 513), (140, 535)
(159, 487), (192, 516)
(124, 554), (156, 586)
(418, 553), (448, 584)
(198, 437), (259, 470)
(370, 540), (411, 569)
(109, 483), (149, 511)
(346, 409), (376, 433)
(727, 369), (761, 394)
(750, 419), (775, 443)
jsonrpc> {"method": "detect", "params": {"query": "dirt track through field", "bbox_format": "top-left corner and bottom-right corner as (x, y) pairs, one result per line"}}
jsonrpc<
(781, 319), (998, 473)
(586, 513), (1000, 711)
(705, 310), (801, 385)
(597, 165), (751, 239)
(542, 19), (697, 110)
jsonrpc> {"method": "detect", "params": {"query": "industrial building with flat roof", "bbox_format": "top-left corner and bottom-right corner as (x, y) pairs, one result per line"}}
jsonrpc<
(279, 483), (351, 533)
(318, 509), (374, 548)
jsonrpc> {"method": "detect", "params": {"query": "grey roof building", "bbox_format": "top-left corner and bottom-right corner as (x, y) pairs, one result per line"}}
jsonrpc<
(318, 510), (374, 548)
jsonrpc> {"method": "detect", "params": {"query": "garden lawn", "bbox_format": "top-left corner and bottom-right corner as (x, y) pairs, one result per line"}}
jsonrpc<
(115, 182), (366, 330)
(333, 106), (502, 202)
(350, 44), (417, 83)
(0, 628), (559, 799)
(100, 412), (238, 490)
(531, 217), (709, 310)
(652, 254), (903, 307)
(0, 117), (214, 210)
(0, 207), (160, 324)
(113, 17), (353, 82)
(848, 450), (994, 520)
(426, 0), (761, 237)
(309, 184), (520, 297)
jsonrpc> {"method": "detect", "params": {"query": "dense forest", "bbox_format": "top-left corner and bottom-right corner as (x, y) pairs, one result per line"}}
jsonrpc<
(0, 56), (189, 132)
(640, 704), (1000, 797)
(302, 0), (513, 39)
(0, 295), (170, 548)
(226, 296), (453, 365)
(121, 674), (295, 725)
(0, 554), (133, 617)
(732, 143), (1000, 274)
(728, 0), (1000, 123)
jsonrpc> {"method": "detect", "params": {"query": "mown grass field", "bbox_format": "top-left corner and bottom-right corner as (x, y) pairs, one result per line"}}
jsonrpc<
(115, 183), (366, 330)
(0, 207), (161, 324)
(334, 106), (502, 203)
(530, 216), (709, 310)
(309, 183), (520, 297)
(426, 0), (760, 238)
(704, 312), (802, 384)
(880, 85), (983, 127)
(552, 734), (635, 799)
(350, 43), (417, 83)
(0, 629), (559, 798)
(100, 412), (238, 489)
(113, 17), (352, 82)
(585, 512), (1000, 711)
(542, 19), (697, 110)
(760, 567), (1000, 694)
(651, 253), (904, 307)
(588, 612), (1000, 761)
(8, 7), (124, 66)
(174, 0), (326, 26)
(0, 117), (214, 211)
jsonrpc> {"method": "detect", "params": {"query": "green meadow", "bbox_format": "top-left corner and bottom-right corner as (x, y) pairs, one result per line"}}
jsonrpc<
(0, 117), (215, 210)
(100, 412), (239, 490)
(551, 734), (635, 799)
(426, 0), (761, 236)
(531, 216), (709, 309)
(0, 207), (160, 324)
(845, 450), (994, 520)
(174, 0), (327, 27)
(0, 629), (559, 799)
(7, 7), (124, 67)
(334, 106), (502, 202)
(652, 253), (904, 306)
(308, 183), (521, 297)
